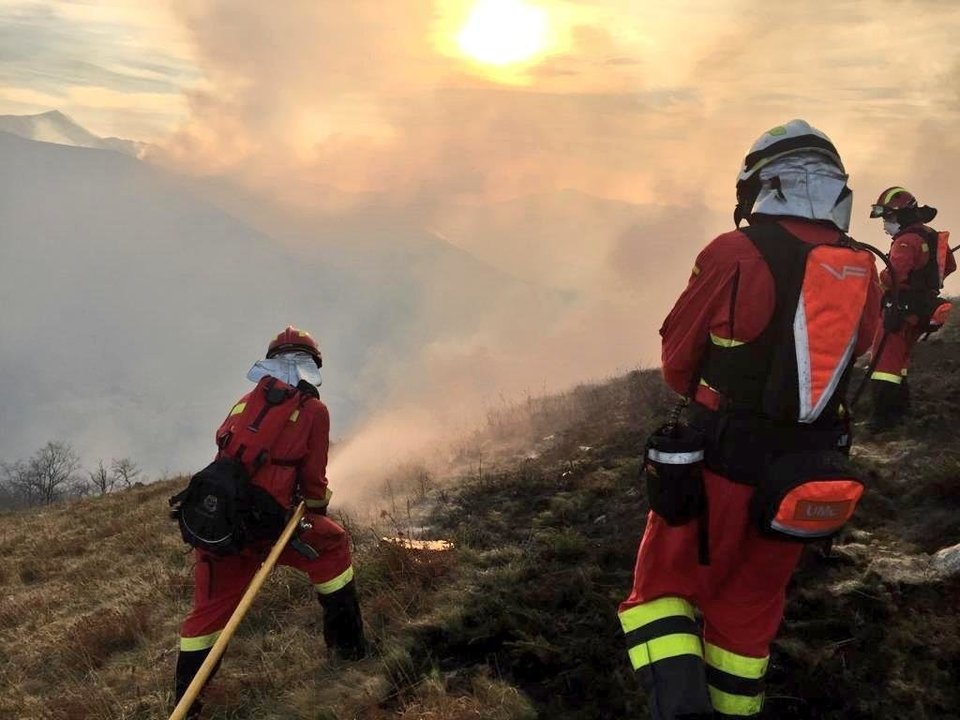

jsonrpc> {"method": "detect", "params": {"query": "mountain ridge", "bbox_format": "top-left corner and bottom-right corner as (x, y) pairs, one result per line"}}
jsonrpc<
(0, 110), (145, 157)
(0, 129), (567, 478)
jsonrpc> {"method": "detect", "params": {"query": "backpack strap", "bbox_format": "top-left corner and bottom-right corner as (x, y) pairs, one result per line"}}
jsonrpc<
(701, 222), (813, 415)
(252, 382), (316, 475)
(216, 376), (306, 477)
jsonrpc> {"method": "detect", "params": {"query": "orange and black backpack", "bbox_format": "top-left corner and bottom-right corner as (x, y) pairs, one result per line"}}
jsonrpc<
(913, 228), (954, 292)
(904, 228), (956, 331)
(698, 221), (873, 541)
(169, 376), (309, 555)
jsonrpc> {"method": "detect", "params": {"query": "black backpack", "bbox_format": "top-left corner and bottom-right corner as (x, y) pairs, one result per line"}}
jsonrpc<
(169, 377), (306, 555)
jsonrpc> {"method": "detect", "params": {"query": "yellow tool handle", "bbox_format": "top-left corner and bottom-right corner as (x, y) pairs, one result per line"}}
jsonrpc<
(168, 501), (307, 720)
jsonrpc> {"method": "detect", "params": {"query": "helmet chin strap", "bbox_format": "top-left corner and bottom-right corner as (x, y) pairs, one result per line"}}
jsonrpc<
(734, 174), (762, 227)
(734, 205), (749, 228)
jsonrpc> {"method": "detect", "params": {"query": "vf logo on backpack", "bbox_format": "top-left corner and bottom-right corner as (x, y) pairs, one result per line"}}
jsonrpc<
(819, 262), (868, 280)
(169, 376), (305, 555)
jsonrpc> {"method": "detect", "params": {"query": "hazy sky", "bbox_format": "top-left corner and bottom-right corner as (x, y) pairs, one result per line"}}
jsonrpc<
(1, 0), (958, 226)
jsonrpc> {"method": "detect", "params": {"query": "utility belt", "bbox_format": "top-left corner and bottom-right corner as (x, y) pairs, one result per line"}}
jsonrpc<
(884, 288), (942, 332)
(694, 407), (851, 486)
(642, 405), (863, 550)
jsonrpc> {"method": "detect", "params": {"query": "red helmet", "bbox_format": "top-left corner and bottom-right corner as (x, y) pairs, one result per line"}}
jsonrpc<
(266, 326), (322, 367)
(870, 187), (918, 218)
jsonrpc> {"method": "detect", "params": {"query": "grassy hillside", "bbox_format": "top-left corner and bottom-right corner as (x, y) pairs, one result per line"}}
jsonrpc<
(1, 318), (958, 719)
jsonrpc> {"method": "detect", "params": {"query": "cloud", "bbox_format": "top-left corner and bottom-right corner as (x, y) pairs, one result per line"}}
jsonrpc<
(159, 0), (687, 204)
(0, 1), (195, 139)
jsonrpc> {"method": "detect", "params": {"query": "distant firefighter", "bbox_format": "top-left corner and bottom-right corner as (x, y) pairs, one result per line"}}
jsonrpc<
(619, 120), (881, 719)
(867, 187), (956, 431)
(169, 326), (366, 718)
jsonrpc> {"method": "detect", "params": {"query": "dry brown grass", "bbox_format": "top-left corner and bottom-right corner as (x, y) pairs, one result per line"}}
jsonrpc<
(0, 480), (189, 718)
(0, 470), (483, 719)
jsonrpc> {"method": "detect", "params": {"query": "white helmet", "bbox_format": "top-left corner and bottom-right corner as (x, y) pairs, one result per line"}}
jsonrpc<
(735, 119), (852, 231)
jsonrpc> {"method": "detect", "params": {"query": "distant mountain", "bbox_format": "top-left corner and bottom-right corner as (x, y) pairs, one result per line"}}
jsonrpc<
(0, 131), (559, 476)
(0, 110), (144, 157)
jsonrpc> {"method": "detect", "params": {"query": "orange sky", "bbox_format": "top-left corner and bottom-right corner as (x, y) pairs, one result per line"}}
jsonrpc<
(2, 0), (960, 487)
(1, 0), (959, 267)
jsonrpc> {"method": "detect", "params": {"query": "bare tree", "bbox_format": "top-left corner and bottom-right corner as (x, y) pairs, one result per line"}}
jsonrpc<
(0, 460), (32, 507)
(2, 442), (82, 506)
(32, 442), (82, 504)
(111, 457), (142, 489)
(0, 478), (17, 509)
(87, 459), (117, 496)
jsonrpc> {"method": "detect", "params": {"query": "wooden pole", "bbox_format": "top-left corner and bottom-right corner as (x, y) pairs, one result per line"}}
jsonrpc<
(168, 501), (307, 720)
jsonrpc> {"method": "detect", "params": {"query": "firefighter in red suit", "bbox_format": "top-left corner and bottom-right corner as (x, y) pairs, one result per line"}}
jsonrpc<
(618, 121), (881, 719)
(867, 187), (956, 430)
(174, 327), (366, 716)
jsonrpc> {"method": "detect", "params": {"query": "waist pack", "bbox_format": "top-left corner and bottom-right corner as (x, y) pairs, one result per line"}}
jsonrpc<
(890, 288), (941, 329)
(169, 376), (305, 555)
(923, 299), (953, 336)
(752, 450), (864, 542)
(696, 408), (862, 542)
(643, 422), (706, 526)
(170, 457), (288, 555)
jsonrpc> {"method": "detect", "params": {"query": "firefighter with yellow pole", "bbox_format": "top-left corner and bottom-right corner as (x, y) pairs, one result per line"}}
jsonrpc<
(169, 501), (307, 720)
(168, 327), (366, 718)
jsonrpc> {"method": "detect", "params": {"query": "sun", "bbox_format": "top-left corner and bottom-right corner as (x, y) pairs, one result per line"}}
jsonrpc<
(457, 0), (549, 67)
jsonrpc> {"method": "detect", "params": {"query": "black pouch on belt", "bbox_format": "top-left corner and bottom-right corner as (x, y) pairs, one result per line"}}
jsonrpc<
(643, 423), (706, 526)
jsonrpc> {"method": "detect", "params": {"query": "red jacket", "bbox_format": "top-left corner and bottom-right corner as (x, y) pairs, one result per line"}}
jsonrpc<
(216, 389), (331, 511)
(661, 218), (882, 410)
(881, 223), (956, 290)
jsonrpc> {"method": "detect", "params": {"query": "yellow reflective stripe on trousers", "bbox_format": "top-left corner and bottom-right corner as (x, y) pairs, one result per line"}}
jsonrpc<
(628, 633), (703, 671)
(705, 643), (768, 679)
(180, 630), (222, 652)
(710, 333), (745, 348)
(870, 371), (903, 384)
(709, 685), (764, 716)
(618, 596), (695, 634)
(314, 565), (354, 595)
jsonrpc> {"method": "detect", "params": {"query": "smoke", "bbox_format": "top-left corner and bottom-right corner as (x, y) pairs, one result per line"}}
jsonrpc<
(146, 0), (960, 502)
(157, 1), (703, 206)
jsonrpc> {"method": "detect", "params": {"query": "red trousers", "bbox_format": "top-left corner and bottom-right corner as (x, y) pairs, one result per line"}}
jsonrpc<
(870, 317), (922, 384)
(619, 469), (804, 719)
(179, 513), (354, 650)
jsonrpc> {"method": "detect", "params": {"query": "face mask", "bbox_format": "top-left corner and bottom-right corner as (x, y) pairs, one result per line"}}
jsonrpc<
(246, 352), (322, 388)
(883, 219), (900, 237)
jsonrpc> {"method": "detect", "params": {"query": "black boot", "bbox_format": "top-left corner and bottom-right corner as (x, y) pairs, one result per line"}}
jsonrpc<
(174, 647), (220, 718)
(318, 580), (367, 660)
(868, 379), (909, 431)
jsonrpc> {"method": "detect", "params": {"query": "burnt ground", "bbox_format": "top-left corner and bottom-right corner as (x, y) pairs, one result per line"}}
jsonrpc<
(402, 318), (960, 720)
